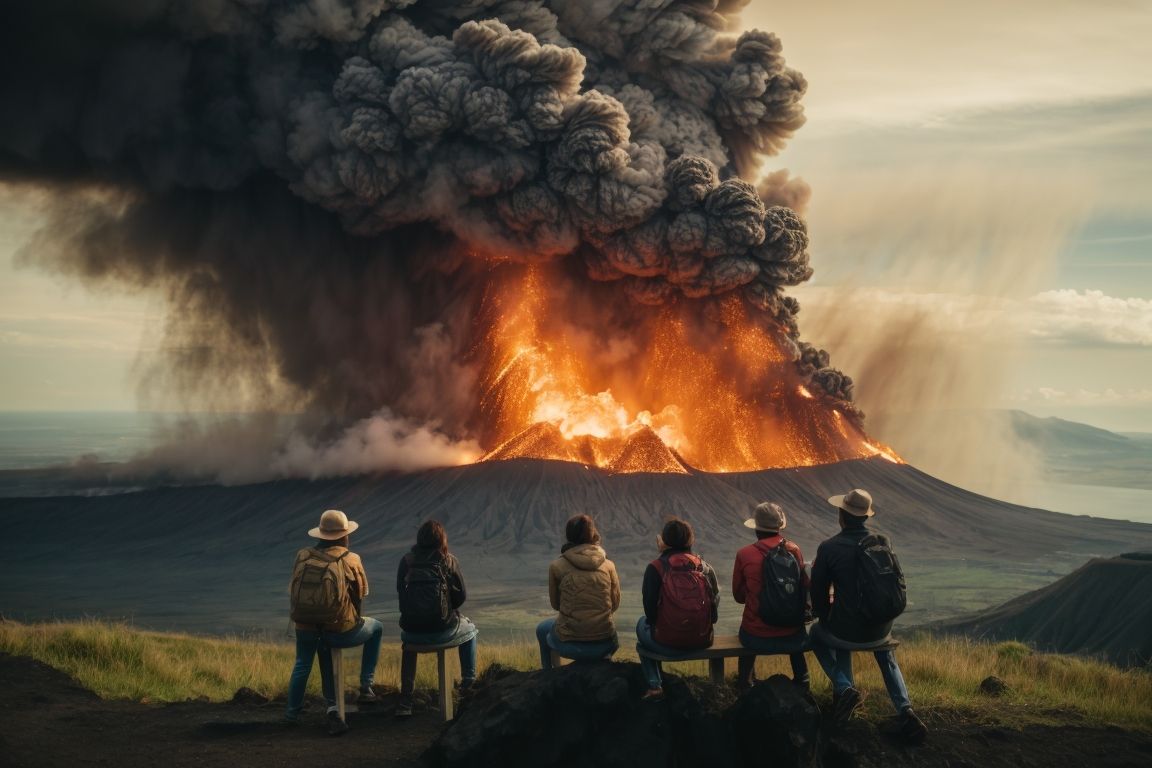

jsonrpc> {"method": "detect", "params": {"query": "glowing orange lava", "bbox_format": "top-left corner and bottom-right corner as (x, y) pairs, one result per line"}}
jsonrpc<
(475, 265), (901, 473)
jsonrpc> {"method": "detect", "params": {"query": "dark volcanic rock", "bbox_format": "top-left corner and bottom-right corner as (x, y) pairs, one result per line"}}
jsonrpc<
(427, 662), (740, 768)
(229, 687), (269, 706)
(427, 665), (826, 768)
(979, 676), (1009, 697)
(727, 675), (821, 767)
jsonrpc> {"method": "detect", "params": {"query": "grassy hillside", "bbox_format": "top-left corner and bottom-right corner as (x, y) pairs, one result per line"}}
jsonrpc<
(2, 620), (1149, 730)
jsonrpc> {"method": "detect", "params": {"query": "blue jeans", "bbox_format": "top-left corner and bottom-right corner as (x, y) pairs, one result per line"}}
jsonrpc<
(737, 627), (810, 686)
(400, 616), (479, 697)
(635, 616), (703, 690)
(536, 617), (619, 669)
(809, 623), (911, 713)
(285, 617), (384, 720)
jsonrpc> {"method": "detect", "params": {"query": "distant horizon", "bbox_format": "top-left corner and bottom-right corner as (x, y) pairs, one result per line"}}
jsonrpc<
(1, 405), (1148, 436)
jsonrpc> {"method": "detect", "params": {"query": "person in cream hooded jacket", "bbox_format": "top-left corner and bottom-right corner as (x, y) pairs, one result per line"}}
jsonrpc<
(536, 514), (622, 667)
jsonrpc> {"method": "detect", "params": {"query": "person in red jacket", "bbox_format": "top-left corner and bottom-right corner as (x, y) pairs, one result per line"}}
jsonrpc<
(731, 501), (810, 691)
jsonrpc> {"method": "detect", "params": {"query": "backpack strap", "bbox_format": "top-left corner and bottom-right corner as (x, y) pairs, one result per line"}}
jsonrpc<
(311, 546), (351, 564)
(658, 550), (702, 572)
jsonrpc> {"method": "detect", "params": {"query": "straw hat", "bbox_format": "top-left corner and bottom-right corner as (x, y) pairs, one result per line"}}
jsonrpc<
(827, 488), (874, 517)
(308, 509), (359, 540)
(744, 501), (787, 532)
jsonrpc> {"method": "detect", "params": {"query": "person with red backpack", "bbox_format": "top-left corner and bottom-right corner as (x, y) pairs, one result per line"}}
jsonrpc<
(285, 509), (383, 735)
(731, 502), (810, 692)
(635, 518), (720, 701)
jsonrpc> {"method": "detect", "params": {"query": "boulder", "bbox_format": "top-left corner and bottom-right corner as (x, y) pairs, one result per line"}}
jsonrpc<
(426, 664), (824, 768)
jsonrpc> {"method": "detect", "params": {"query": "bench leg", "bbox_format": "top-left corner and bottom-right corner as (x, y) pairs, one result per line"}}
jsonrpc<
(708, 657), (725, 685)
(437, 649), (453, 722)
(331, 647), (345, 722)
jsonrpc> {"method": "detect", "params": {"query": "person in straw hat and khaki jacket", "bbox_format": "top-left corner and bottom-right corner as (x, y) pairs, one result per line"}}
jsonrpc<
(810, 488), (927, 743)
(285, 509), (384, 735)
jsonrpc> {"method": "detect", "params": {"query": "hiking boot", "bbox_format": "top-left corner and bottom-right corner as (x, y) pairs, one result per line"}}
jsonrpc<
(457, 679), (477, 701)
(395, 696), (414, 718)
(834, 687), (863, 722)
(326, 712), (349, 736)
(899, 707), (928, 744)
(357, 686), (378, 704)
(280, 715), (301, 729)
(640, 687), (665, 702)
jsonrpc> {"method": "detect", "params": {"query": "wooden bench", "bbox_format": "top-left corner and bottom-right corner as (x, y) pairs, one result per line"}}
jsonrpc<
(329, 646), (356, 722)
(635, 630), (900, 686)
(403, 639), (468, 721)
(635, 634), (812, 684)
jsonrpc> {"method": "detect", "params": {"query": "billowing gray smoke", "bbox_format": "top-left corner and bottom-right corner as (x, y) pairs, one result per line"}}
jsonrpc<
(0, 0), (856, 469)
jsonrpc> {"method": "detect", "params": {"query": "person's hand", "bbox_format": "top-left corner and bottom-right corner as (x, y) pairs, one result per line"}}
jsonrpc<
(656, 535), (669, 553)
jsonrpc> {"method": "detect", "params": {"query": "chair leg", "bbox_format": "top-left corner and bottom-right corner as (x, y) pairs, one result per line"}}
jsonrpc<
(437, 649), (453, 721)
(709, 658), (725, 685)
(331, 647), (345, 722)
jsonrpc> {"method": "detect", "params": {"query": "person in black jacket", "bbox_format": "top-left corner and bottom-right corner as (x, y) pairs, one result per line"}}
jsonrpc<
(635, 518), (719, 701)
(810, 488), (927, 742)
(395, 520), (478, 717)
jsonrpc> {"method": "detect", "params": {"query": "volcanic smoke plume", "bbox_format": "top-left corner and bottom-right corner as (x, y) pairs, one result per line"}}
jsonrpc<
(0, 0), (889, 475)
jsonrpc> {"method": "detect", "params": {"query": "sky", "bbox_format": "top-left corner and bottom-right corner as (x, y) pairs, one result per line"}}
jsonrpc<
(1, 0), (1150, 435)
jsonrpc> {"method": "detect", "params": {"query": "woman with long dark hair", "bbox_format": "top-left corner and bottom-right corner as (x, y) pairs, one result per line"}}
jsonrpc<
(395, 520), (478, 717)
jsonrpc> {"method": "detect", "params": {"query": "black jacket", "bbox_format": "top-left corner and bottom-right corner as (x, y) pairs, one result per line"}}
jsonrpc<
(396, 547), (466, 631)
(641, 548), (720, 625)
(810, 522), (894, 643)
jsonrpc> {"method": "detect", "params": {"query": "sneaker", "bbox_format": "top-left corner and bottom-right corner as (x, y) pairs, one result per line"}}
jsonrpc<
(280, 715), (301, 729)
(326, 712), (349, 736)
(357, 686), (378, 704)
(458, 678), (475, 692)
(834, 687), (863, 722)
(898, 708), (928, 744)
(640, 687), (665, 702)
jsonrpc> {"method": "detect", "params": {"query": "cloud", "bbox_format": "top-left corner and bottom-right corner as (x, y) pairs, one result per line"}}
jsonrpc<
(1026, 289), (1152, 347)
(796, 287), (1152, 349)
(1010, 387), (1152, 406)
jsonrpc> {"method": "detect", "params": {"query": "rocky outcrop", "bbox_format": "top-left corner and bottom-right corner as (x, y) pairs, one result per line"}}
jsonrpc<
(426, 663), (821, 768)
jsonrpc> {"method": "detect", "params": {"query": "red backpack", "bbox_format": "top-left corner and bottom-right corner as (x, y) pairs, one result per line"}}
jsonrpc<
(652, 552), (715, 649)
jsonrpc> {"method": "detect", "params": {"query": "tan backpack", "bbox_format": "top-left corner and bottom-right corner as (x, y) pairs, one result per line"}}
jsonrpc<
(290, 547), (353, 627)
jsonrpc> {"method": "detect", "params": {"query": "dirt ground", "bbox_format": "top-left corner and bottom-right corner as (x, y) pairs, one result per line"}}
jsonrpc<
(2, 653), (1151, 768)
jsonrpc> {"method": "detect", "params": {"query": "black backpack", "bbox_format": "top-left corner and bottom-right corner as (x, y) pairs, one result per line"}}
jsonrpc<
(399, 553), (452, 631)
(855, 534), (907, 623)
(757, 539), (806, 627)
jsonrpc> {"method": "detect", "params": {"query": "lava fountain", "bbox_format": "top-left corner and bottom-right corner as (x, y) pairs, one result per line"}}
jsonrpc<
(475, 264), (899, 473)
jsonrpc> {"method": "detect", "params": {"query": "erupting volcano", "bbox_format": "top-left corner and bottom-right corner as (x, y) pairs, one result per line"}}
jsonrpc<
(1, 0), (901, 478)
(475, 265), (898, 472)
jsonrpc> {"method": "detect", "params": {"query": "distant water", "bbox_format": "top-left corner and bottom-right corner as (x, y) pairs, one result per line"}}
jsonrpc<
(0, 412), (158, 469)
(1017, 482), (1152, 526)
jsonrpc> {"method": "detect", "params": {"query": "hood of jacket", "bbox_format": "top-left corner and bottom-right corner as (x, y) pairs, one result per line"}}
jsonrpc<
(562, 543), (607, 571)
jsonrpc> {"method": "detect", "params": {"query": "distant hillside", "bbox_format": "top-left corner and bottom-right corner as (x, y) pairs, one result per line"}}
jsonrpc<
(2, 456), (1152, 635)
(1007, 410), (1152, 490)
(930, 553), (1152, 668)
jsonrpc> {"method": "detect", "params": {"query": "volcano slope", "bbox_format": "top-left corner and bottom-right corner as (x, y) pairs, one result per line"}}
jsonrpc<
(930, 553), (1152, 668)
(1, 457), (1150, 635)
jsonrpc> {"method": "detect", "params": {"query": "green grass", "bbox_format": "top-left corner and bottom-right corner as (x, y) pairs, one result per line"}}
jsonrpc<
(1, 620), (1149, 730)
